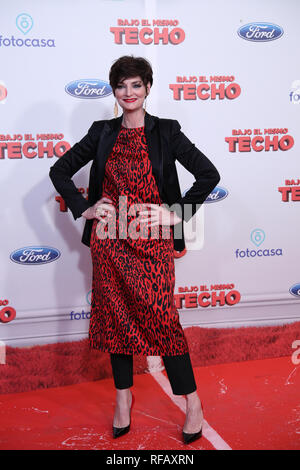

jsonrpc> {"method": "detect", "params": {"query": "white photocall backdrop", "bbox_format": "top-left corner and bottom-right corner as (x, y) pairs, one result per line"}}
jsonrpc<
(1, 0), (299, 347)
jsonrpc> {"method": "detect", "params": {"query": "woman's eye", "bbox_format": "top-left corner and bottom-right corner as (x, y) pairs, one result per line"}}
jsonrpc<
(116, 84), (142, 89)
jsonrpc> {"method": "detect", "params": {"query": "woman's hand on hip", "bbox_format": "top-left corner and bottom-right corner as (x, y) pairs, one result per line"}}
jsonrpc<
(81, 197), (114, 221)
(139, 203), (182, 226)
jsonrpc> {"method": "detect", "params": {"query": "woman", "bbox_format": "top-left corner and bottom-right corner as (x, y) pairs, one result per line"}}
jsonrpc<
(49, 55), (220, 445)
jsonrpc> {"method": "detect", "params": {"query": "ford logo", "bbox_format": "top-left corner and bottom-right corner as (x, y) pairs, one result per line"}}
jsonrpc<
(289, 283), (300, 298)
(65, 79), (112, 99)
(204, 186), (228, 203)
(238, 22), (283, 42)
(10, 246), (61, 265)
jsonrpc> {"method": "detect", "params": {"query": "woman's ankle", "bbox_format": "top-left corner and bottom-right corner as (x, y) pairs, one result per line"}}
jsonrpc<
(186, 391), (201, 408)
(115, 388), (132, 401)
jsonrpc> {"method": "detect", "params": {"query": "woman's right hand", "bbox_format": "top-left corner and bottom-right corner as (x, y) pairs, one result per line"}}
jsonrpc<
(81, 196), (114, 220)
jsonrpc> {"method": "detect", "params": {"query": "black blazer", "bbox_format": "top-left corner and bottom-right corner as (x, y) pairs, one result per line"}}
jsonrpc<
(49, 112), (220, 255)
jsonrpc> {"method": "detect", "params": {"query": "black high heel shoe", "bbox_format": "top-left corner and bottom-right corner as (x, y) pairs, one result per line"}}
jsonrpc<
(182, 427), (203, 445)
(182, 400), (204, 445)
(112, 392), (135, 439)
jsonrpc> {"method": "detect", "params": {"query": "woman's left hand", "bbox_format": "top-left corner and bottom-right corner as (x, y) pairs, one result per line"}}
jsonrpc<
(139, 203), (182, 227)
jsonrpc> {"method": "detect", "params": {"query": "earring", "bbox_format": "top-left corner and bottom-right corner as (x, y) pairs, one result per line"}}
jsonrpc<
(114, 100), (118, 118)
(144, 95), (147, 114)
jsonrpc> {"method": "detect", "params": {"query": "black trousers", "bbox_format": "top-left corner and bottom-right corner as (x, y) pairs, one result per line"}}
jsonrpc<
(110, 352), (197, 396)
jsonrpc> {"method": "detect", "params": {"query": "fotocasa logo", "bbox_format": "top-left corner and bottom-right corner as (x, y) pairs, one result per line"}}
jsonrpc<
(0, 13), (56, 48)
(86, 290), (92, 305)
(235, 229), (283, 259)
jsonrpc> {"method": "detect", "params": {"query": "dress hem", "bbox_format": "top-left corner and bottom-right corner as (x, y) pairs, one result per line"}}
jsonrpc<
(89, 342), (189, 356)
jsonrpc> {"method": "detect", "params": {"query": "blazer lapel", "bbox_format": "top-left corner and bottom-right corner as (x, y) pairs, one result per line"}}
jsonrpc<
(144, 112), (163, 196)
(96, 116), (122, 175)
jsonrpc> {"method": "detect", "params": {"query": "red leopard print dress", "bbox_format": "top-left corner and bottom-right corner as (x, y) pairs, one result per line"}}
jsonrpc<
(89, 125), (189, 356)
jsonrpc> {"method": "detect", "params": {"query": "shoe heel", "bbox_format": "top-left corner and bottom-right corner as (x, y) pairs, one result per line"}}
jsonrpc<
(182, 398), (204, 445)
(112, 391), (134, 439)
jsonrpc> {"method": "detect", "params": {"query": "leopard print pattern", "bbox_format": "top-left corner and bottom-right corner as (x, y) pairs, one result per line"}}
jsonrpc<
(89, 125), (189, 356)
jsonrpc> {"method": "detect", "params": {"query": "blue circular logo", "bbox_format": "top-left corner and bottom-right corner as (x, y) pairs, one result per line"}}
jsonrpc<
(65, 79), (112, 99)
(238, 22), (283, 42)
(204, 186), (228, 203)
(10, 246), (61, 265)
(289, 283), (300, 298)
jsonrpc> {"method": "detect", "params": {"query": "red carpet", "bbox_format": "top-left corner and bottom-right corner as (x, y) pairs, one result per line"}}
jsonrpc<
(1, 322), (300, 394)
(0, 356), (299, 450)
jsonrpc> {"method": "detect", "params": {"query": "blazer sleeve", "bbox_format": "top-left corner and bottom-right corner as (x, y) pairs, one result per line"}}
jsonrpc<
(49, 121), (101, 220)
(170, 120), (220, 222)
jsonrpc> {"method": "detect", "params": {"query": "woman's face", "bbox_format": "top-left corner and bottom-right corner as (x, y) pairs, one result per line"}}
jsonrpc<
(114, 76), (150, 113)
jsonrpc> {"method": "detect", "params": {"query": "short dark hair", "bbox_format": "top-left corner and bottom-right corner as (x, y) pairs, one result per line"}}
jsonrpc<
(109, 55), (153, 94)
